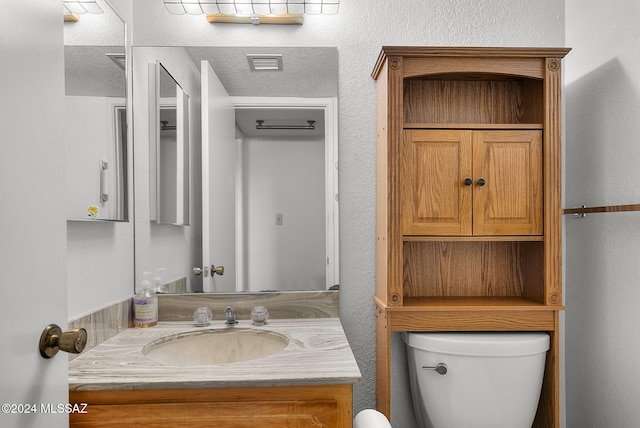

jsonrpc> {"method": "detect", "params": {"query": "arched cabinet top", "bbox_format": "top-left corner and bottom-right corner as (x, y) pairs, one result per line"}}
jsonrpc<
(372, 46), (571, 80)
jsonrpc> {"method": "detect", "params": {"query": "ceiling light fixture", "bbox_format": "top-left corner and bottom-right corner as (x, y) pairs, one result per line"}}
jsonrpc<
(63, 0), (104, 15)
(207, 13), (303, 24)
(163, 0), (339, 16)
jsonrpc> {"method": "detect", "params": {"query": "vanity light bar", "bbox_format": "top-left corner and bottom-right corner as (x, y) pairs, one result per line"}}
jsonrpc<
(256, 120), (316, 130)
(163, 0), (339, 16)
(64, 13), (80, 22)
(207, 13), (303, 25)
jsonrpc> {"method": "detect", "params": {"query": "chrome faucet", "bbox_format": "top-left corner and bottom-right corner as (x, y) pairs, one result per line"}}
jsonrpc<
(225, 306), (238, 326)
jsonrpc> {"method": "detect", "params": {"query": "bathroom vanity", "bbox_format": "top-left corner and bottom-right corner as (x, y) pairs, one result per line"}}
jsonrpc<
(68, 318), (360, 427)
(372, 46), (570, 427)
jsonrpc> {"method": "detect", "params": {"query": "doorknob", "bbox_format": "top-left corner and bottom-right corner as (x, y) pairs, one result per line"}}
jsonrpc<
(39, 324), (87, 359)
(194, 265), (223, 276)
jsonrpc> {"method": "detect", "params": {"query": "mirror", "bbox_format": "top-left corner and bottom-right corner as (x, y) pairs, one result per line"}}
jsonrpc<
(133, 46), (338, 294)
(152, 62), (190, 226)
(65, 0), (135, 319)
(64, 6), (128, 221)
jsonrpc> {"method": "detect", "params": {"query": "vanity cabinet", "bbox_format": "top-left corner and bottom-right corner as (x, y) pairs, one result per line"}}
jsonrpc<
(70, 384), (352, 427)
(373, 46), (569, 427)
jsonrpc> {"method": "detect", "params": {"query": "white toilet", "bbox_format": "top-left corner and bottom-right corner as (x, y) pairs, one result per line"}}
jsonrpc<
(404, 332), (549, 428)
(354, 409), (393, 428)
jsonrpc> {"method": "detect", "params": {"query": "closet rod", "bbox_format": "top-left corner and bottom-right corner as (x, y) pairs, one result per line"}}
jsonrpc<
(563, 203), (640, 216)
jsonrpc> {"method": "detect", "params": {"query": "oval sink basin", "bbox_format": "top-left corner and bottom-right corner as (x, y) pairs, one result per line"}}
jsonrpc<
(143, 329), (289, 366)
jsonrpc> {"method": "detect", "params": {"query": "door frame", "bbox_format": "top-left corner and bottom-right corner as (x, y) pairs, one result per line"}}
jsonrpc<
(231, 96), (339, 290)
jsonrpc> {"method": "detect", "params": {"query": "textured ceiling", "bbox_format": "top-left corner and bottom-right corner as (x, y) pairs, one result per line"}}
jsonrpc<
(64, 45), (125, 97)
(184, 46), (338, 98)
(186, 46), (336, 137)
(65, 45), (337, 137)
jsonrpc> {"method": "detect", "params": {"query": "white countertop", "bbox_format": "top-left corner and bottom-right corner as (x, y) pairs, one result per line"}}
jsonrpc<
(69, 318), (361, 391)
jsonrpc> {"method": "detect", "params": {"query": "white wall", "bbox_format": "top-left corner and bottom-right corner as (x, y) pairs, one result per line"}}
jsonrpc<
(132, 46), (203, 291)
(243, 136), (325, 291)
(130, 0), (565, 422)
(565, 1), (640, 426)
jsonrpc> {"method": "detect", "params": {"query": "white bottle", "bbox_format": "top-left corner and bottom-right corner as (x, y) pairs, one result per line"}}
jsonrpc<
(134, 271), (158, 328)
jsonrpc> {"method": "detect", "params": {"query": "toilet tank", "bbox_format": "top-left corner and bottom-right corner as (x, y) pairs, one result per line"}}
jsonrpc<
(404, 332), (549, 428)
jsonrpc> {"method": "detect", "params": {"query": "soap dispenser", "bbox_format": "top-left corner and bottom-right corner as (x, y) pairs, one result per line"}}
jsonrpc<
(134, 271), (158, 328)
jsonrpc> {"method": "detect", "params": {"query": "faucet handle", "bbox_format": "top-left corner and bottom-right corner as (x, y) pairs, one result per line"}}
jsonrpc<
(251, 306), (269, 326)
(193, 307), (213, 327)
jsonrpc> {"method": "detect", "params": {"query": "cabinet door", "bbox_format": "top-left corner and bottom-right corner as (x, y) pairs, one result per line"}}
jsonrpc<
(401, 130), (473, 235)
(472, 130), (542, 235)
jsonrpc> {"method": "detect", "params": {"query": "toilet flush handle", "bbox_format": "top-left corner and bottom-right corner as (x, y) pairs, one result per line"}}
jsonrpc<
(422, 363), (448, 375)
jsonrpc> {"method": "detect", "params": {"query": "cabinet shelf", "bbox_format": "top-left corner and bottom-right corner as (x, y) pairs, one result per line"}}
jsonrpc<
(400, 296), (559, 310)
(403, 235), (544, 242)
(375, 296), (559, 332)
(404, 123), (544, 130)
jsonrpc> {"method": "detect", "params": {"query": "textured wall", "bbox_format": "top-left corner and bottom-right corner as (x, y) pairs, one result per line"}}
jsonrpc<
(565, 0), (640, 426)
(130, 0), (565, 423)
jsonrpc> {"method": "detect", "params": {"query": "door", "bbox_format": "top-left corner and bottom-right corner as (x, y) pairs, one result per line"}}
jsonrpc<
(201, 60), (236, 292)
(472, 130), (543, 235)
(1, 1), (69, 427)
(401, 129), (473, 235)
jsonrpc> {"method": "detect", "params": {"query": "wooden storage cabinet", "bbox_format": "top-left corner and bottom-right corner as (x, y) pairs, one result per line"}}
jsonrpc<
(402, 129), (543, 236)
(373, 46), (569, 428)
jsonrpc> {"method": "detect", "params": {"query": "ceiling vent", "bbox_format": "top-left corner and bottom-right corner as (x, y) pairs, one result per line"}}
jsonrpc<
(246, 54), (283, 71)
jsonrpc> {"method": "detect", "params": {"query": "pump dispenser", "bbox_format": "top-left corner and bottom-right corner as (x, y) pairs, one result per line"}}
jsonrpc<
(134, 271), (158, 327)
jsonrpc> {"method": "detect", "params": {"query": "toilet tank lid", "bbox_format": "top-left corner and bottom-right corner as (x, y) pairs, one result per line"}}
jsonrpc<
(404, 332), (550, 357)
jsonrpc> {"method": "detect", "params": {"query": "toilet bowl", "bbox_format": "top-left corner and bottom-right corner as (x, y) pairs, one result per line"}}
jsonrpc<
(354, 409), (393, 428)
(404, 332), (549, 428)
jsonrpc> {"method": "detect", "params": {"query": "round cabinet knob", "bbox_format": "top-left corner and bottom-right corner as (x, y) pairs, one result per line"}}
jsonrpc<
(477, 178), (486, 186)
(463, 178), (472, 186)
